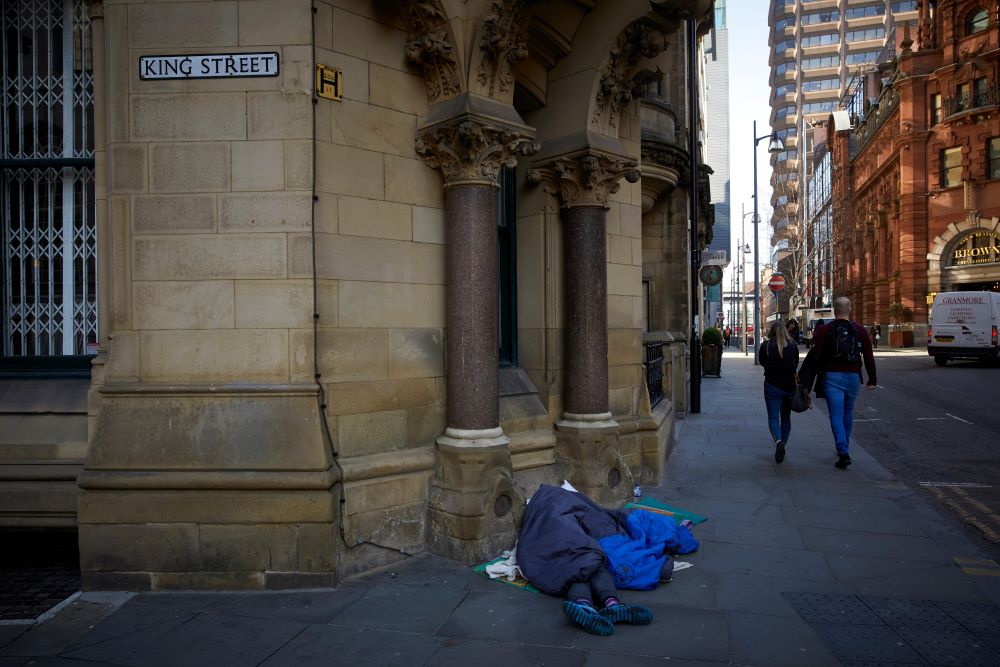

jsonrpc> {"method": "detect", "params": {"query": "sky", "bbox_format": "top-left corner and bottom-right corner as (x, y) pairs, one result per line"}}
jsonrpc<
(725, 1), (777, 289)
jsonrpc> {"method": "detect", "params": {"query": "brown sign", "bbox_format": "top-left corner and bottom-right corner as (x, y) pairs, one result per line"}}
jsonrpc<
(949, 230), (1000, 267)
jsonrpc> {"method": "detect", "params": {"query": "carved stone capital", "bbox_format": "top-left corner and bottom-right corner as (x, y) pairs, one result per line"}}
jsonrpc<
(416, 117), (538, 186)
(591, 18), (670, 136)
(406, 0), (463, 104)
(528, 152), (640, 209)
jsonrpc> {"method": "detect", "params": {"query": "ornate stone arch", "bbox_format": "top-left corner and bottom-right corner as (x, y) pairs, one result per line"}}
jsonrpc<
(926, 212), (1000, 292)
(524, 2), (678, 154)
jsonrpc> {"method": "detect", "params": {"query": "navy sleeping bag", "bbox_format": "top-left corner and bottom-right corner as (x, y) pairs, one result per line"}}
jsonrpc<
(516, 485), (629, 595)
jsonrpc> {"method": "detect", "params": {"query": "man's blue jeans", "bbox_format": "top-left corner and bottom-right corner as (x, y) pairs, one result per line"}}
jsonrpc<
(823, 371), (861, 456)
(764, 382), (792, 444)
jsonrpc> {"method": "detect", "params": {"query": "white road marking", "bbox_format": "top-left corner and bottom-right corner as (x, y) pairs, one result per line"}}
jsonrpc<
(919, 482), (993, 488)
(854, 419), (882, 422)
(916, 417), (950, 420)
(946, 413), (973, 424)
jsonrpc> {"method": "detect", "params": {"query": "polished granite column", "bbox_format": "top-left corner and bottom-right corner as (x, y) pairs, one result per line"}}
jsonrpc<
(443, 184), (500, 432)
(416, 116), (537, 561)
(529, 151), (640, 505)
(563, 205), (611, 419)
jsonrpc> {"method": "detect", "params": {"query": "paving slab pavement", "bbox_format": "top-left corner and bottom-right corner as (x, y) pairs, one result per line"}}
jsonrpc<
(3, 349), (999, 666)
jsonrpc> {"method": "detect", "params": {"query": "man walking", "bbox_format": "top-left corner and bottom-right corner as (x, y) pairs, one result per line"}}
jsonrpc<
(808, 297), (877, 469)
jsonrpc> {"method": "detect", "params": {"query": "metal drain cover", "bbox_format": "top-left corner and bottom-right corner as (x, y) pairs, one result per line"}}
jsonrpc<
(784, 592), (1000, 666)
(860, 595), (962, 630)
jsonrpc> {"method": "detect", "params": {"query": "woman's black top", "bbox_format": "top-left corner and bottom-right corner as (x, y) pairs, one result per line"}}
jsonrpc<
(758, 340), (800, 392)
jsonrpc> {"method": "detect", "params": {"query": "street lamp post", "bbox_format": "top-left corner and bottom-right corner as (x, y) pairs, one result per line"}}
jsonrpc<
(739, 207), (753, 356)
(752, 120), (784, 365)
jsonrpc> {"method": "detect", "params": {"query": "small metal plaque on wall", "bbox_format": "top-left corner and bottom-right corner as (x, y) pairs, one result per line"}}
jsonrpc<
(316, 64), (342, 101)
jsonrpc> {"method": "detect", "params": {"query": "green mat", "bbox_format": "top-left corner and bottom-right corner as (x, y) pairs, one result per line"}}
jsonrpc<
(625, 496), (708, 524)
(472, 557), (541, 593)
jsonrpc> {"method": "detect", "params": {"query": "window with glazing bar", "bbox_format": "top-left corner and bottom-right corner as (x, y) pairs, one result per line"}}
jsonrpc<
(940, 147), (962, 188)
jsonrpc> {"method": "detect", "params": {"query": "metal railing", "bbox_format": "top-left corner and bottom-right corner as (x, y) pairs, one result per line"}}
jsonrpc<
(643, 341), (665, 409)
(852, 85), (899, 156)
(943, 86), (1000, 117)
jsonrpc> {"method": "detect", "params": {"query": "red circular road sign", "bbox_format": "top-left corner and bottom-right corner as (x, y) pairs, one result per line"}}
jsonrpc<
(768, 274), (786, 292)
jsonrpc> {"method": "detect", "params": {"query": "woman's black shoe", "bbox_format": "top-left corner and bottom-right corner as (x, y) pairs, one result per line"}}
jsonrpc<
(774, 441), (785, 463)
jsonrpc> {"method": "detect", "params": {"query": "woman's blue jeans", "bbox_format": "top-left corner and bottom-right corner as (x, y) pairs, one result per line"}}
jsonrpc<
(763, 382), (792, 444)
(822, 371), (861, 455)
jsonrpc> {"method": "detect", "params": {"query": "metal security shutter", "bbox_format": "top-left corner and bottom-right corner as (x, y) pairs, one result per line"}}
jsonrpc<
(2, 0), (95, 361)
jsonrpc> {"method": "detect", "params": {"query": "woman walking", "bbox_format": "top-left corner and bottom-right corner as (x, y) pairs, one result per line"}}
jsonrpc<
(759, 320), (800, 463)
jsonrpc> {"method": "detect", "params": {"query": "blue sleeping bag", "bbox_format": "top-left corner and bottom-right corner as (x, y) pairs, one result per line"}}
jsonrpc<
(599, 509), (699, 590)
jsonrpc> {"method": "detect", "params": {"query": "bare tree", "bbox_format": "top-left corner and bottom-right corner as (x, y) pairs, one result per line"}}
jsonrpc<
(766, 159), (808, 318)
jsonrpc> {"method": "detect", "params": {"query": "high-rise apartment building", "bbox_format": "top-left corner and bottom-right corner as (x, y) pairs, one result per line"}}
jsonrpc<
(767, 0), (918, 244)
(705, 0), (731, 265)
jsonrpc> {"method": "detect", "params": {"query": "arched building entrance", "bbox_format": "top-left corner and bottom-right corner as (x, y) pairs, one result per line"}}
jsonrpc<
(927, 214), (1000, 299)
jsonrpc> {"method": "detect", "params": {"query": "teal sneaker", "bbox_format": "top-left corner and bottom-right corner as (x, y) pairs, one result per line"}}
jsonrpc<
(599, 602), (654, 625)
(562, 600), (614, 635)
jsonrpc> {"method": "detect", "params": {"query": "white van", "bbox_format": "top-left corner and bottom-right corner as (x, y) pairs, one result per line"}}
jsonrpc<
(927, 291), (1000, 366)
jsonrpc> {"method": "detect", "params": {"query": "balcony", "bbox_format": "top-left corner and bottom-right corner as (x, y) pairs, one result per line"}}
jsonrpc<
(640, 92), (679, 145)
(771, 68), (796, 85)
(851, 68), (901, 158)
(943, 86), (1000, 120)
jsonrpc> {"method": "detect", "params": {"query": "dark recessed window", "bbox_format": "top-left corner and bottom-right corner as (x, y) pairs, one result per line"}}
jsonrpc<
(968, 9), (989, 34)
(974, 77), (989, 107)
(956, 82), (971, 112)
(988, 138), (1000, 179)
(497, 166), (517, 367)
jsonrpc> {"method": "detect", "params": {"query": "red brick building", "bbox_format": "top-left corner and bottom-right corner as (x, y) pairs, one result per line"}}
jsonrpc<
(829, 1), (1000, 342)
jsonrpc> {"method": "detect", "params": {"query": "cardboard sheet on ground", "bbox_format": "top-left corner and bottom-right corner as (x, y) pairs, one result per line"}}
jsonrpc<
(624, 497), (708, 524)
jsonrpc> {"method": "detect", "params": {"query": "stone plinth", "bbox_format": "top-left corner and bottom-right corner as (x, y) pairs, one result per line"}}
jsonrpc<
(554, 415), (631, 506)
(428, 430), (523, 561)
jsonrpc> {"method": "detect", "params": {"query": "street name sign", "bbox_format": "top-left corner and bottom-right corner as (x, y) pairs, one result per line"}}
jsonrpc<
(139, 53), (279, 80)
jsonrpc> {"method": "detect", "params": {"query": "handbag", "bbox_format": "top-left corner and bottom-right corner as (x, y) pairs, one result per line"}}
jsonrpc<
(789, 373), (811, 413)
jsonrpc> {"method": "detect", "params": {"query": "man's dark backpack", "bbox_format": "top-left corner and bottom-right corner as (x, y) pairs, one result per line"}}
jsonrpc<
(829, 321), (861, 363)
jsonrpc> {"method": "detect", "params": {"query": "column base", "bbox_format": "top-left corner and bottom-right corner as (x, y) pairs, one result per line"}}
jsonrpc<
(427, 429), (523, 562)
(554, 416), (632, 507)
